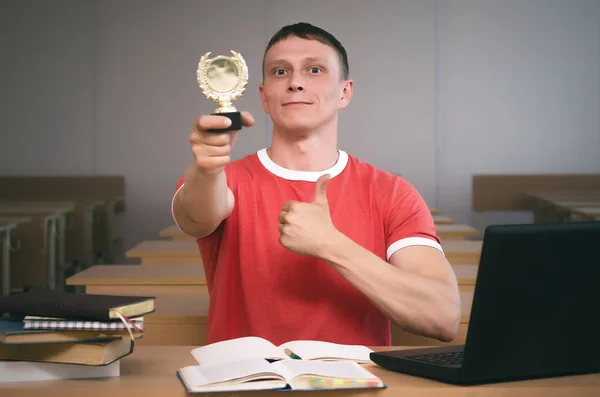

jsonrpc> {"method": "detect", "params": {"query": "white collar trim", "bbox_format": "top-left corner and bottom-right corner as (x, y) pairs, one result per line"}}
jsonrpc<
(257, 148), (348, 181)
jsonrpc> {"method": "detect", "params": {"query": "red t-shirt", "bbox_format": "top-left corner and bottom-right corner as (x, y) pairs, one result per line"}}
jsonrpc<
(172, 149), (442, 346)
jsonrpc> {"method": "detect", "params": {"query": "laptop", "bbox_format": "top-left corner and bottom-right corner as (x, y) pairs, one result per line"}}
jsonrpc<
(370, 221), (600, 385)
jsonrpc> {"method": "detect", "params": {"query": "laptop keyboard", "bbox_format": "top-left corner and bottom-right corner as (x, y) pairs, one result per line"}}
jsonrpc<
(408, 351), (464, 366)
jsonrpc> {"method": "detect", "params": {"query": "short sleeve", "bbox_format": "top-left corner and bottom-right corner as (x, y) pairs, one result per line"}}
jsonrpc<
(384, 178), (443, 261)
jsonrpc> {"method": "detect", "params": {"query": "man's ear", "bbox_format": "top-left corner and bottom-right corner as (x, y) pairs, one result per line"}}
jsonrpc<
(338, 79), (354, 110)
(258, 83), (269, 113)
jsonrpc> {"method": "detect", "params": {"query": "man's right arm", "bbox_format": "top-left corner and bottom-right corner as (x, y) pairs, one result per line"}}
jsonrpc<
(172, 111), (254, 238)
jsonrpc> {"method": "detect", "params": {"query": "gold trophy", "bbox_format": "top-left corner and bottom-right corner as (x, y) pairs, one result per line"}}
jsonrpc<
(197, 50), (248, 132)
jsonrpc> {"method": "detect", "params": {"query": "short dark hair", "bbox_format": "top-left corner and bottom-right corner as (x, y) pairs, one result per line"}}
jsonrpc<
(262, 22), (349, 81)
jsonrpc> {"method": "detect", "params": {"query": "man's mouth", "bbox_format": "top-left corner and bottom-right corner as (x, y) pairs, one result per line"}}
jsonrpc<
(282, 101), (312, 106)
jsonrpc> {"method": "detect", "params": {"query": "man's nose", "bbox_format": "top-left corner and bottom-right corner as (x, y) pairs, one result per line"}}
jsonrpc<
(287, 72), (305, 92)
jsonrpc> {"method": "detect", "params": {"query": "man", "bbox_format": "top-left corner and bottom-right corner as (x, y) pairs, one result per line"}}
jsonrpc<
(172, 22), (460, 346)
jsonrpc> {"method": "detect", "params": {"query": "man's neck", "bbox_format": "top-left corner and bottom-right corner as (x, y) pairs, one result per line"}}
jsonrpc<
(267, 124), (339, 172)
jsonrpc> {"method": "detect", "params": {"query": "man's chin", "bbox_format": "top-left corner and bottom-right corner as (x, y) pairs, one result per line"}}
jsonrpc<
(279, 124), (315, 136)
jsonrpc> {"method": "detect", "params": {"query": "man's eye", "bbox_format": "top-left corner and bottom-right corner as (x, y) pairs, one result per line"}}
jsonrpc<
(274, 69), (286, 76)
(310, 67), (322, 74)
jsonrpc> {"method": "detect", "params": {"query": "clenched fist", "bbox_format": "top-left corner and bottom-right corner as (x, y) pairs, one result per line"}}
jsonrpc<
(278, 174), (341, 258)
(189, 111), (254, 175)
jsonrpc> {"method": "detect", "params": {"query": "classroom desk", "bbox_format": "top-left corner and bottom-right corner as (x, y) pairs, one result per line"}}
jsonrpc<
(66, 263), (475, 295)
(161, 210), (449, 240)
(524, 191), (600, 223)
(158, 224), (189, 240)
(126, 240), (482, 266)
(0, 222), (15, 296)
(0, 203), (76, 291)
(65, 291), (473, 347)
(0, 217), (34, 295)
(105, 196), (125, 263)
(526, 191), (600, 200)
(125, 240), (203, 265)
(436, 224), (478, 240)
(570, 207), (600, 221)
(432, 215), (454, 225)
(0, 220), (17, 296)
(3, 345), (598, 397)
(81, 199), (106, 268)
(66, 264), (207, 296)
(442, 240), (482, 265)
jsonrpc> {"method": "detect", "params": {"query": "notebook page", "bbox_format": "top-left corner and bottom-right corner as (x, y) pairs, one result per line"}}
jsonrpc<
(180, 358), (286, 388)
(272, 360), (380, 381)
(191, 336), (288, 366)
(279, 340), (374, 362)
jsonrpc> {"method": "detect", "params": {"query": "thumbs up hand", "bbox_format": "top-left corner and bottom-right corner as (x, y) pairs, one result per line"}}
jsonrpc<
(278, 174), (340, 258)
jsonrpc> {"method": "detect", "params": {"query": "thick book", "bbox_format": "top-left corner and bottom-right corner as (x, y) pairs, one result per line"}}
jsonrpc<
(0, 360), (120, 383)
(176, 336), (385, 392)
(0, 290), (155, 321)
(0, 336), (134, 365)
(0, 318), (139, 344)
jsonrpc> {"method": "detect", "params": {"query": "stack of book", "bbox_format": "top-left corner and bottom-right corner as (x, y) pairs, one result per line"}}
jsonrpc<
(0, 290), (155, 382)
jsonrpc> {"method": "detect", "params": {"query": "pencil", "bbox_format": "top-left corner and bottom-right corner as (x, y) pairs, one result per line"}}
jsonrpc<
(284, 348), (302, 359)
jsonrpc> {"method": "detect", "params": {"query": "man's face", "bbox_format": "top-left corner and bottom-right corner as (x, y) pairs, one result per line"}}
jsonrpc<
(259, 36), (352, 135)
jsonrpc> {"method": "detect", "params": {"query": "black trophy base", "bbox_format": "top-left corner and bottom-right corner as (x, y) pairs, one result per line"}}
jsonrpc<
(208, 112), (242, 133)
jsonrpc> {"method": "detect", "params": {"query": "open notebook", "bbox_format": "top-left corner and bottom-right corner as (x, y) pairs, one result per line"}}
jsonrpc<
(190, 336), (374, 366)
(177, 357), (384, 392)
(176, 336), (384, 392)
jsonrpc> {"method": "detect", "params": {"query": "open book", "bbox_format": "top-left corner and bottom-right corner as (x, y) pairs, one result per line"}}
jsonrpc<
(177, 357), (384, 392)
(190, 336), (374, 366)
(176, 336), (384, 392)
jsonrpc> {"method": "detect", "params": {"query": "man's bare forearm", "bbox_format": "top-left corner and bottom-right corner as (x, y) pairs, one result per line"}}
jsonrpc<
(320, 232), (460, 342)
(173, 164), (234, 237)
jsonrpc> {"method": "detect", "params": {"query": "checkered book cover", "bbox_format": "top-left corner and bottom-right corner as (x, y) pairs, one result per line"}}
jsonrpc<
(23, 318), (144, 331)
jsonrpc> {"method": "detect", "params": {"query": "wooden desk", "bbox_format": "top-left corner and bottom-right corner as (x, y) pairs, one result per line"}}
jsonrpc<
(66, 264), (207, 295)
(524, 191), (600, 223)
(126, 240), (481, 266)
(570, 207), (600, 221)
(0, 201), (75, 290)
(125, 241), (203, 265)
(67, 264), (474, 293)
(139, 294), (209, 346)
(433, 215), (454, 225)
(526, 190), (600, 201)
(553, 200), (600, 208)
(104, 196), (125, 263)
(62, 290), (473, 347)
(0, 219), (21, 296)
(436, 224), (478, 240)
(158, 225), (188, 240)
(160, 210), (447, 240)
(442, 240), (482, 265)
(0, 201), (76, 290)
(4, 345), (598, 396)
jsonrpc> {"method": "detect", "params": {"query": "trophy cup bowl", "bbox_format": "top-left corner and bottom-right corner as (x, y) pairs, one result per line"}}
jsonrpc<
(197, 50), (248, 133)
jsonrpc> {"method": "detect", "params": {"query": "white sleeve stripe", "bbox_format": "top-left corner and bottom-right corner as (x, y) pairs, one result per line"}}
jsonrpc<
(171, 183), (192, 236)
(386, 237), (444, 261)
(171, 182), (219, 239)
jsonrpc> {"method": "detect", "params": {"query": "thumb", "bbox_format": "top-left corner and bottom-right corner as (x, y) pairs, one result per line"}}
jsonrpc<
(313, 173), (331, 205)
